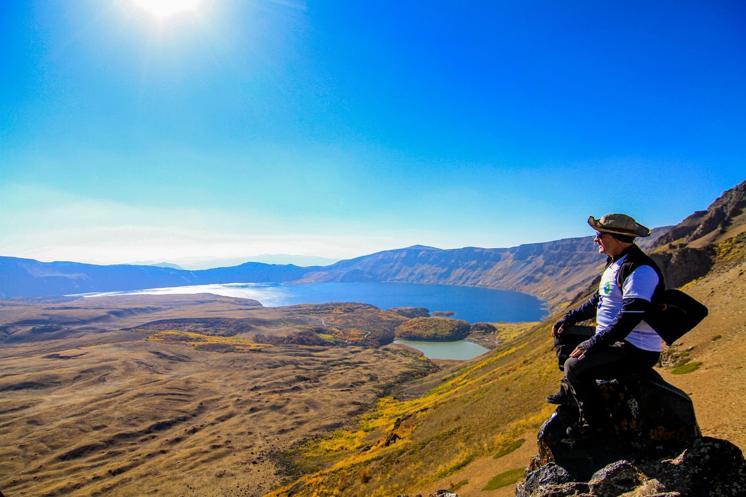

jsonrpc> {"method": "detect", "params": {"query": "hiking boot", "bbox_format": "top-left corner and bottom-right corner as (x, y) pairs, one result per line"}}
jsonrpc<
(546, 389), (570, 405)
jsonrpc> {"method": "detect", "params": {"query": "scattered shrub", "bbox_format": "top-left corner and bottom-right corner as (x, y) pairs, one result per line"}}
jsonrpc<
(671, 361), (702, 374)
(493, 438), (525, 459)
(482, 468), (525, 490)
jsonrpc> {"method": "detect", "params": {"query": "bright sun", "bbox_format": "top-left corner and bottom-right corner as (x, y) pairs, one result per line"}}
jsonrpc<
(130, 0), (203, 20)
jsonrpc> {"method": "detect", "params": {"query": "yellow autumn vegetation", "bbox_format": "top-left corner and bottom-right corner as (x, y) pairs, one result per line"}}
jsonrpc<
(146, 330), (265, 352)
(267, 321), (560, 496)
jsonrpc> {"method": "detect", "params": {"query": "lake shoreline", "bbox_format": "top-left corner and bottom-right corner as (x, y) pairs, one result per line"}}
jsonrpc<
(80, 281), (548, 324)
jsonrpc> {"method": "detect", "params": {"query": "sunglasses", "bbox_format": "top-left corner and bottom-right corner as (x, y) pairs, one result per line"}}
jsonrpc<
(594, 232), (609, 240)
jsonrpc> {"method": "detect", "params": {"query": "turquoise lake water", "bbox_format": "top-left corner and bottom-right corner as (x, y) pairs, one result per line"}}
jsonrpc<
(394, 338), (490, 360)
(86, 281), (547, 323)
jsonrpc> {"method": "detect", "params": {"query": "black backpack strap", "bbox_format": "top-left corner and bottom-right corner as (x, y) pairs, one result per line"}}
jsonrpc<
(616, 259), (636, 288)
(615, 245), (666, 298)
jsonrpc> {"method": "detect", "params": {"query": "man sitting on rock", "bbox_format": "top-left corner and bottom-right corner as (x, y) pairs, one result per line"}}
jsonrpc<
(549, 213), (665, 437)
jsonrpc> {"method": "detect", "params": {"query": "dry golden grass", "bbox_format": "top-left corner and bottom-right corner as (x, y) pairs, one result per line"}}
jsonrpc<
(0, 298), (434, 497)
(147, 329), (266, 352)
(266, 321), (558, 497)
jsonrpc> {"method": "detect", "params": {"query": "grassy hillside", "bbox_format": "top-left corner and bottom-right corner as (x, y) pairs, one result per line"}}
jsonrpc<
(267, 321), (559, 497)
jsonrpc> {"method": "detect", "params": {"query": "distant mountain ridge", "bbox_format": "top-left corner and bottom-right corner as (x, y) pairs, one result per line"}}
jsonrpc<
(0, 235), (658, 305)
(0, 257), (313, 299)
(1, 240), (608, 304)
(2, 181), (743, 304)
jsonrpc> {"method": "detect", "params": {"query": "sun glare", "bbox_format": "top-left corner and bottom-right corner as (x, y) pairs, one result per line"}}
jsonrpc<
(130, 0), (204, 20)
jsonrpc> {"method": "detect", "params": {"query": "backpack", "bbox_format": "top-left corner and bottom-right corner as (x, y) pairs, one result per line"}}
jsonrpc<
(645, 289), (709, 346)
(615, 246), (708, 346)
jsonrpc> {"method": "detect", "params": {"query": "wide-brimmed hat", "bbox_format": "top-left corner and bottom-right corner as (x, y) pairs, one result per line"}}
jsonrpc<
(587, 213), (651, 238)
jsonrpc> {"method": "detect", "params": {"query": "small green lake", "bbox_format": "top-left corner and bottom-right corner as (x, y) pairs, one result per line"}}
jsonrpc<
(394, 338), (490, 360)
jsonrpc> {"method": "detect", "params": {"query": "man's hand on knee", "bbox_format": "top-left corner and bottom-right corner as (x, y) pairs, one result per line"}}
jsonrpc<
(569, 339), (592, 360)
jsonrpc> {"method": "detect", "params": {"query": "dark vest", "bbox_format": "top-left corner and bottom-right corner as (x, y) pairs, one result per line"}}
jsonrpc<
(609, 244), (666, 301)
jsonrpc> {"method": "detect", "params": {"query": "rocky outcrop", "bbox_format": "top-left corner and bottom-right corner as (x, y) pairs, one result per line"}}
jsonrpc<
(533, 371), (700, 481)
(655, 180), (745, 247)
(517, 371), (746, 496)
(642, 183), (745, 289)
(651, 247), (714, 289)
(517, 437), (746, 497)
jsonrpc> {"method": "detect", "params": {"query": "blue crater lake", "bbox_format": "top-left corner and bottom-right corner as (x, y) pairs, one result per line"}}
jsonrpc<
(85, 281), (547, 323)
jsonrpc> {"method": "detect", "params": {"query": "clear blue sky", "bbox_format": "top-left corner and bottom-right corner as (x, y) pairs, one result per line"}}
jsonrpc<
(1, 1), (744, 266)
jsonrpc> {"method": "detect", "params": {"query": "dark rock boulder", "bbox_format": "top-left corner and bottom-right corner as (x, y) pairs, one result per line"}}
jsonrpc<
(641, 437), (746, 497)
(517, 370), (746, 497)
(518, 463), (588, 497)
(651, 247), (713, 289)
(518, 438), (746, 497)
(534, 370), (699, 481)
(586, 460), (643, 496)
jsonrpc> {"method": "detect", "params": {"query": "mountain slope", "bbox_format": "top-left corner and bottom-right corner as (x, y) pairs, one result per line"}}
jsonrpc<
(299, 230), (669, 308)
(298, 240), (603, 307)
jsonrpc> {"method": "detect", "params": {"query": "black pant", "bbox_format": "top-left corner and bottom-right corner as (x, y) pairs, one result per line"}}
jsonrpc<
(553, 325), (596, 371)
(554, 326), (660, 426)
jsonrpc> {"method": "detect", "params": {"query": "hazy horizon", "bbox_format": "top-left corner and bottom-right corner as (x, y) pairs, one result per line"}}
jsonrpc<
(2, 1), (744, 265)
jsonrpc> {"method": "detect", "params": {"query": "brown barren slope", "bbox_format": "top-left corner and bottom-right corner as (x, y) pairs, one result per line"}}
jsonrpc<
(0, 299), (435, 497)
